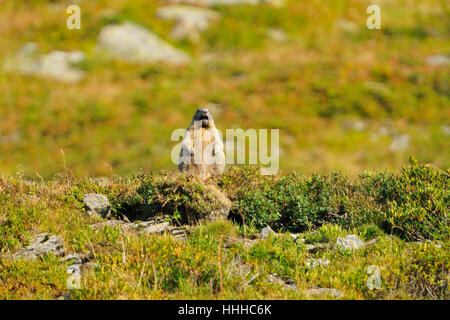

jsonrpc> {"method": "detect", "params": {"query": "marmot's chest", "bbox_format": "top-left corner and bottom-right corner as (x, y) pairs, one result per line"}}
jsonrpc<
(191, 127), (214, 150)
(201, 128), (212, 150)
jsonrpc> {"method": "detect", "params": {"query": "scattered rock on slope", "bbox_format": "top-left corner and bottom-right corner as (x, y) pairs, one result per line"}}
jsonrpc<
(97, 22), (190, 65)
(83, 194), (111, 219)
(259, 226), (275, 239)
(266, 274), (297, 290)
(3, 42), (85, 83)
(14, 233), (65, 260)
(335, 235), (365, 251)
(156, 5), (221, 42)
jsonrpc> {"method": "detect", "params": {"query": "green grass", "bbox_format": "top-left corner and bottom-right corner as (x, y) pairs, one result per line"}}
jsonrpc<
(0, 159), (448, 299)
(0, 0), (448, 178)
(0, 0), (448, 300)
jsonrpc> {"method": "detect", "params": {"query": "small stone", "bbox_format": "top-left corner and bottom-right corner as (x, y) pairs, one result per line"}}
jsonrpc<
(259, 226), (275, 239)
(289, 233), (299, 241)
(56, 294), (71, 300)
(83, 194), (111, 219)
(390, 134), (410, 152)
(335, 235), (365, 251)
(267, 28), (287, 42)
(343, 120), (366, 132)
(141, 222), (170, 235)
(426, 55), (450, 67)
(266, 274), (297, 290)
(66, 264), (82, 275)
(63, 254), (83, 265)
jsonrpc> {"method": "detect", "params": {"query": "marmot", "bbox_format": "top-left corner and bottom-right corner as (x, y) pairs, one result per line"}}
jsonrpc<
(178, 108), (225, 180)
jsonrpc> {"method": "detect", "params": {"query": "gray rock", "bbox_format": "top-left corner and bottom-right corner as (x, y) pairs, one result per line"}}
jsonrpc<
(14, 233), (64, 260)
(141, 222), (170, 235)
(266, 274), (297, 290)
(89, 220), (125, 229)
(426, 55), (450, 67)
(289, 233), (299, 241)
(390, 134), (410, 152)
(171, 227), (189, 240)
(64, 252), (97, 277)
(305, 258), (330, 269)
(335, 235), (365, 251)
(267, 28), (287, 42)
(56, 293), (71, 300)
(441, 125), (450, 136)
(304, 288), (344, 298)
(364, 238), (378, 247)
(4, 42), (85, 83)
(83, 194), (111, 219)
(343, 120), (366, 132)
(97, 22), (190, 65)
(334, 19), (358, 33)
(259, 226), (275, 239)
(66, 264), (82, 275)
(63, 254), (83, 265)
(156, 5), (221, 42)
(305, 243), (330, 253)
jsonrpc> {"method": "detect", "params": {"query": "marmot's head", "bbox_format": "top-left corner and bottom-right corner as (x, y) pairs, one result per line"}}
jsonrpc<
(192, 108), (214, 128)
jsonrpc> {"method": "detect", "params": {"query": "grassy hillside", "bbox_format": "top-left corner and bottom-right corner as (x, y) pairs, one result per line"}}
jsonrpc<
(0, 0), (449, 178)
(1, 159), (448, 299)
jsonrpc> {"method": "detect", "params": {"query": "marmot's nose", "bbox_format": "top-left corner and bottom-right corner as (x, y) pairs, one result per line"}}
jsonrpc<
(199, 108), (209, 115)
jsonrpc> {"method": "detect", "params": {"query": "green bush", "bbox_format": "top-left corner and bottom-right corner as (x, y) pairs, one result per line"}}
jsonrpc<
(218, 158), (448, 241)
(360, 157), (449, 241)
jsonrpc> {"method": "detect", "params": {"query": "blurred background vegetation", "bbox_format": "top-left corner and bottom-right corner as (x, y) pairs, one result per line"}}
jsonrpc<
(0, 0), (448, 179)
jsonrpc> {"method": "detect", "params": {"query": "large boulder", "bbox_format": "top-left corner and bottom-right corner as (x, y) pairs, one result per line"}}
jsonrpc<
(3, 42), (85, 83)
(97, 22), (190, 65)
(335, 235), (365, 251)
(259, 226), (275, 239)
(426, 54), (450, 67)
(156, 5), (221, 42)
